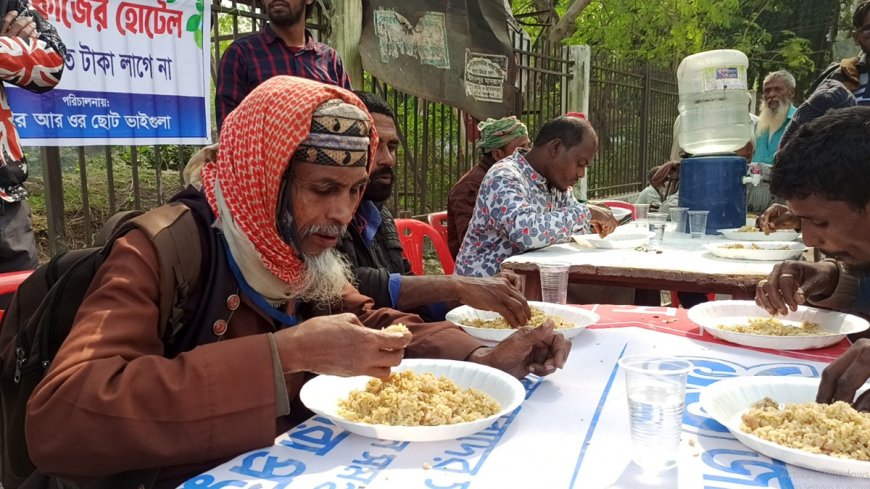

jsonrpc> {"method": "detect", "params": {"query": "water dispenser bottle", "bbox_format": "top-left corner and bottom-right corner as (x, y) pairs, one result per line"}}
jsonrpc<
(677, 50), (753, 155)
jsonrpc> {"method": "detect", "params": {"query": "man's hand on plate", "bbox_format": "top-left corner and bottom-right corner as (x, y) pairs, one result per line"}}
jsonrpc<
(755, 261), (839, 316)
(466, 320), (571, 378)
(756, 203), (800, 234)
(588, 204), (617, 238)
(817, 338), (870, 412)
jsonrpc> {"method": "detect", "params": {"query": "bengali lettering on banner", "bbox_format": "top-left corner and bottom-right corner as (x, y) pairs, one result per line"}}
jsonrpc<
(8, 0), (211, 146)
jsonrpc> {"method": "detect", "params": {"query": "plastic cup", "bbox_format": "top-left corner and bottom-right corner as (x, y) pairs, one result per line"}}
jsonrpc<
(539, 264), (569, 304)
(618, 355), (692, 473)
(687, 210), (709, 238)
(667, 207), (688, 234)
(647, 213), (668, 246)
(634, 204), (650, 230)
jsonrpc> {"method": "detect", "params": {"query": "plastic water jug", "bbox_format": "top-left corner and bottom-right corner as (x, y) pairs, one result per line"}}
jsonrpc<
(677, 50), (753, 155)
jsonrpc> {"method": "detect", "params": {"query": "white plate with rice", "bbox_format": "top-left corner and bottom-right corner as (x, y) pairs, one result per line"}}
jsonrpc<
(688, 300), (868, 350)
(445, 301), (599, 342)
(572, 232), (653, 249)
(704, 241), (806, 261)
(718, 227), (800, 242)
(700, 376), (870, 478)
(299, 358), (525, 442)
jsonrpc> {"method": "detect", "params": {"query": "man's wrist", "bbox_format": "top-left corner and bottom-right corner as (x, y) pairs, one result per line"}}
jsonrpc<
(465, 346), (490, 364)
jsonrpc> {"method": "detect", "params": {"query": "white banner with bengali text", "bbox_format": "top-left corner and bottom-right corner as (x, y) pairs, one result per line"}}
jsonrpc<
(9, 0), (211, 146)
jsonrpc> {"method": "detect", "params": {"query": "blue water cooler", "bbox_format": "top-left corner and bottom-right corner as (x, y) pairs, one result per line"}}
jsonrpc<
(679, 155), (747, 234)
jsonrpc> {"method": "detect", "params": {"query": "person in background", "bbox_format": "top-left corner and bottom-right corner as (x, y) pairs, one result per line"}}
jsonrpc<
(0, 3), (65, 275)
(26, 76), (570, 487)
(335, 91), (532, 326)
(455, 115), (616, 278)
(447, 116), (530, 258)
(755, 81), (858, 233)
(747, 70), (796, 212)
(635, 161), (680, 214)
(753, 70), (797, 165)
(215, 0), (351, 131)
(811, 0), (869, 106)
(754, 106), (870, 411)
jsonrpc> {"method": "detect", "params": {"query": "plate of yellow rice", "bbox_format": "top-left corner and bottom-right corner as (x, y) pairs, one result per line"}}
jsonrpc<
(300, 358), (525, 442)
(701, 376), (870, 478)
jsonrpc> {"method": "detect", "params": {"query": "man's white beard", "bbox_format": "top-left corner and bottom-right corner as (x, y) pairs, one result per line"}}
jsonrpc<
(296, 248), (353, 303)
(756, 99), (791, 138)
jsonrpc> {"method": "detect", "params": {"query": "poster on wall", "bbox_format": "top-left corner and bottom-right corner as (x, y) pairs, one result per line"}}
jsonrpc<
(8, 0), (212, 146)
(360, 0), (515, 120)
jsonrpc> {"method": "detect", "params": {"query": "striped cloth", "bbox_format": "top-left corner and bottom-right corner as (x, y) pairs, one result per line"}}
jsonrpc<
(215, 25), (352, 131)
(201, 76), (377, 286)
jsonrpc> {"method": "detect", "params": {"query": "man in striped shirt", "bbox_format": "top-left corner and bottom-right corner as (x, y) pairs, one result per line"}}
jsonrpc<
(215, 0), (351, 131)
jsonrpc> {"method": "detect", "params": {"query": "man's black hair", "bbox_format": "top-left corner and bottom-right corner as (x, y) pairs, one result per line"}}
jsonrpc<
(771, 106), (870, 212)
(352, 90), (397, 122)
(855, 0), (869, 29)
(533, 116), (593, 149)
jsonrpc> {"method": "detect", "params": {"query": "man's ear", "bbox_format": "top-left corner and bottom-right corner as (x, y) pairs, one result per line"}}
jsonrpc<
(547, 139), (562, 158)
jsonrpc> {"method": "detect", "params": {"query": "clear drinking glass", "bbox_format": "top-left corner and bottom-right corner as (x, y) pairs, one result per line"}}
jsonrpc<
(539, 264), (569, 304)
(634, 204), (650, 231)
(618, 355), (692, 473)
(667, 207), (688, 234)
(687, 210), (709, 238)
(647, 213), (668, 246)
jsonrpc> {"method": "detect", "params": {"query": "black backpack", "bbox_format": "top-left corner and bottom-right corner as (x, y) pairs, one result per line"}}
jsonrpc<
(0, 202), (204, 489)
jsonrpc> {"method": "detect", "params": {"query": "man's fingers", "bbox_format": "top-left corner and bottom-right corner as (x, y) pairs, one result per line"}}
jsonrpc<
(367, 366), (393, 379)
(1, 11), (17, 33)
(776, 273), (802, 311)
(375, 330), (411, 351)
(831, 346), (870, 404)
(817, 342), (865, 404)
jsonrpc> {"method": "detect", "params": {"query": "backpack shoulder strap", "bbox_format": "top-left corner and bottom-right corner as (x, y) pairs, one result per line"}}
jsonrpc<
(125, 203), (202, 339)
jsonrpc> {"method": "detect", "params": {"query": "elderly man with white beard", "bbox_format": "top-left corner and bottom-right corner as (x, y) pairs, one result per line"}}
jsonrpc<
(747, 69), (797, 212)
(753, 70), (797, 164)
(25, 76), (571, 488)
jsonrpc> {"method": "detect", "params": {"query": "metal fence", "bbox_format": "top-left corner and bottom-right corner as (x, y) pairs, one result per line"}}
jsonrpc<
(30, 3), (678, 259)
(586, 52), (679, 199)
(366, 26), (573, 217)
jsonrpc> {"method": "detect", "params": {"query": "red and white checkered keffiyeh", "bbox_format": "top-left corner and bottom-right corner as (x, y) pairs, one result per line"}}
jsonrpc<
(201, 76), (378, 286)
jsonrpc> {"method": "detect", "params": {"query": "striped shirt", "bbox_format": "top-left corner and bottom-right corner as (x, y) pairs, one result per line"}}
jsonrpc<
(215, 25), (351, 131)
(854, 55), (869, 105)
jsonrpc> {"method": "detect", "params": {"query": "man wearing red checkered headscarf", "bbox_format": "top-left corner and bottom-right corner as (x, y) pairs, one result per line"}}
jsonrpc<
(27, 76), (571, 488)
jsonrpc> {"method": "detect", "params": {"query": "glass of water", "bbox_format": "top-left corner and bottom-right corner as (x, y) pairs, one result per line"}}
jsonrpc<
(618, 355), (692, 473)
(634, 203), (650, 231)
(647, 212), (668, 246)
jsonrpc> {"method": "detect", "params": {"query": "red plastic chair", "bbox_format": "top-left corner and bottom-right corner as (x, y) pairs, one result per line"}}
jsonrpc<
(0, 270), (32, 296)
(597, 200), (636, 219)
(0, 270), (33, 329)
(395, 219), (455, 275)
(427, 211), (449, 248)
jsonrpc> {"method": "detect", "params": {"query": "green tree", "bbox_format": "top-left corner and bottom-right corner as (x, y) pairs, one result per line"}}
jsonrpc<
(513, 0), (839, 92)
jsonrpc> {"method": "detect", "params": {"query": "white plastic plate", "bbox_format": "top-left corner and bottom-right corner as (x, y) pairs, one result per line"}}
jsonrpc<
(610, 207), (632, 224)
(445, 300), (599, 342)
(700, 376), (870, 478)
(688, 300), (868, 350)
(300, 358), (525, 442)
(704, 241), (805, 261)
(573, 232), (653, 249)
(718, 228), (800, 242)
